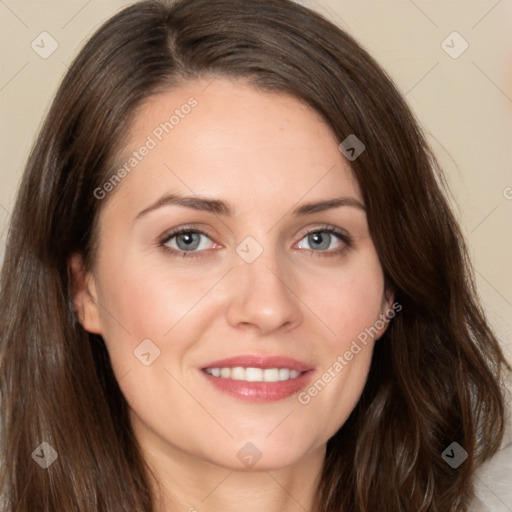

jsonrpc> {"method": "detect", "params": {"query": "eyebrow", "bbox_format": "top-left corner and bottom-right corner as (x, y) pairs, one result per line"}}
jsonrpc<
(135, 193), (365, 220)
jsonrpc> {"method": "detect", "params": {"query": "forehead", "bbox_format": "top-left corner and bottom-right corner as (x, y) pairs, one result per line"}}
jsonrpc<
(103, 77), (362, 217)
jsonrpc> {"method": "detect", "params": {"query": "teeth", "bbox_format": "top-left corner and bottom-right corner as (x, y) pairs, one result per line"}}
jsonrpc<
(204, 367), (302, 382)
(245, 367), (263, 382)
(264, 368), (279, 381)
(231, 367), (245, 380)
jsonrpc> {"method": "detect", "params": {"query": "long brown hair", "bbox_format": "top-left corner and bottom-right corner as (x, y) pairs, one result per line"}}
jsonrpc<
(1, 0), (509, 510)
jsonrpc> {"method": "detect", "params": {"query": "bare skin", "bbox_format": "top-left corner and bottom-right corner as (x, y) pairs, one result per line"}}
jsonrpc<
(70, 77), (393, 512)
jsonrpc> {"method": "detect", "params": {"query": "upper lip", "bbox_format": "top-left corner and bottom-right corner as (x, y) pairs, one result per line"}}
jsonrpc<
(201, 355), (313, 373)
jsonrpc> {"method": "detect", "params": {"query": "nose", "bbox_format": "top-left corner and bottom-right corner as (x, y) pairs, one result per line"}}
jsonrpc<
(224, 245), (303, 336)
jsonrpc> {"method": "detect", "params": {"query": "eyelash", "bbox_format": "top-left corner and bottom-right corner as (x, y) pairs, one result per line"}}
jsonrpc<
(158, 224), (352, 259)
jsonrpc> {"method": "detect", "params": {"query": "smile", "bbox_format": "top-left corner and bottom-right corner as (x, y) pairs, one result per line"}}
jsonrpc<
(200, 355), (314, 402)
(203, 367), (302, 382)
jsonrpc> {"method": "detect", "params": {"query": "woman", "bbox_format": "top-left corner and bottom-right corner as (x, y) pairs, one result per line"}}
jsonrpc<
(0, 0), (510, 510)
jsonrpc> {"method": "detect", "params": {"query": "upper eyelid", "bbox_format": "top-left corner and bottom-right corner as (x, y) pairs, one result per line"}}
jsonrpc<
(159, 224), (212, 243)
(160, 225), (351, 248)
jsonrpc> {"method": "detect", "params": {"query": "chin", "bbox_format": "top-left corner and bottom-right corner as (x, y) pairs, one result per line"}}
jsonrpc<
(199, 435), (320, 472)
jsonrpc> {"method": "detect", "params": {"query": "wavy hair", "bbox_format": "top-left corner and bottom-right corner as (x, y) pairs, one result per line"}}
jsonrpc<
(1, 0), (510, 510)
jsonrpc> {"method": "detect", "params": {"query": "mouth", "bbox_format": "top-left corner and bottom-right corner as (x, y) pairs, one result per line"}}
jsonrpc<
(203, 366), (303, 382)
(200, 355), (314, 402)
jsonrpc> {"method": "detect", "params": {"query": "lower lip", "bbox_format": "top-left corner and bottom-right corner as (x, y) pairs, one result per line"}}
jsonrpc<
(201, 370), (315, 402)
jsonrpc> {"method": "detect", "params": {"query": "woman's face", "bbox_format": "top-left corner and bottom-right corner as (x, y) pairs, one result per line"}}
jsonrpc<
(73, 77), (393, 471)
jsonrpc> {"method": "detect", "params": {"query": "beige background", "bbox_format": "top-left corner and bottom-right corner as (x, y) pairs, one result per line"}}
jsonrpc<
(0, 0), (511, 367)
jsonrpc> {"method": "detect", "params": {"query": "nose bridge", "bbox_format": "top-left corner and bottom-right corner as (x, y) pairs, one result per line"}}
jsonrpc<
(225, 236), (301, 333)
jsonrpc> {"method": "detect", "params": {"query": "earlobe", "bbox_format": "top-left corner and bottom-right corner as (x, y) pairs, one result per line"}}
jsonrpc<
(383, 287), (395, 312)
(67, 253), (103, 335)
(376, 287), (396, 340)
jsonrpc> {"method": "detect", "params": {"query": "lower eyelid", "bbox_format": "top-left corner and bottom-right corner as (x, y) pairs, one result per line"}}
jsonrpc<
(297, 230), (350, 246)
(162, 231), (215, 250)
(159, 228), (351, 256)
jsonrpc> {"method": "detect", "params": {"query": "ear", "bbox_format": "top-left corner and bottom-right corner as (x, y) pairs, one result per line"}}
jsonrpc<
(382, 286), (395, 312)
(376, 286), (396, 340)
(68, 253), (103, 335)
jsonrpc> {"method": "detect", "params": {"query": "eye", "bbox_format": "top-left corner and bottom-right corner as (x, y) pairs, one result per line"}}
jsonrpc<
(159, 228), (216, 257)
(296, 227), (351, 256)
(158, 225), (351, 259)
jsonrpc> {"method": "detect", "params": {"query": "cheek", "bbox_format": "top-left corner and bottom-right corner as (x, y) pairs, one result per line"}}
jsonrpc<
(336, 276), (385, 343)
(294, 255), (385, 433)
(304, 255), (386, 350)
(93, 255), (224, 366)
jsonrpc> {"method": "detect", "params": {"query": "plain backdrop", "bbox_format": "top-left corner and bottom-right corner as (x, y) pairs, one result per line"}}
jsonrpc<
(0, 1), (511, 361)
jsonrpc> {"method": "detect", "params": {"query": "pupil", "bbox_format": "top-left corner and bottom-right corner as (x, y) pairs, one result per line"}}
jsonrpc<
(177, 232), (199, 250)
(309, 232), (330, 250)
